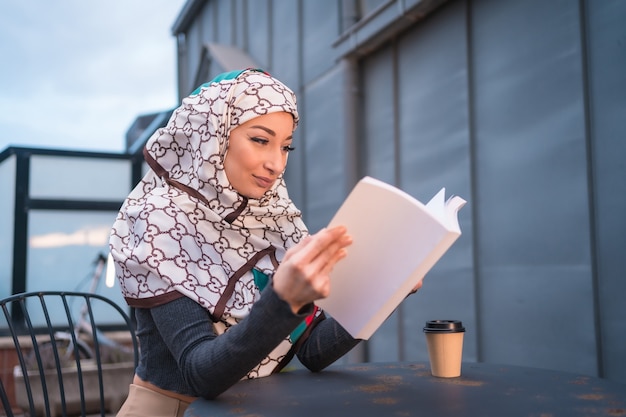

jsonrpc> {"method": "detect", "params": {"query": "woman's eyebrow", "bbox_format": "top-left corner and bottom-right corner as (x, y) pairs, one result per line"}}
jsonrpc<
(250, 125), (276, 136)
(250, 125), (293, 140)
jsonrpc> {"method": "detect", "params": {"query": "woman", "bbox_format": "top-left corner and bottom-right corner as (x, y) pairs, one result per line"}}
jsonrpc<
(110, 69), (359, 416)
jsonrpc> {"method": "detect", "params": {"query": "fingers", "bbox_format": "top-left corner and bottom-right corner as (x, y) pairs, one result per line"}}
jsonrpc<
(318, 243), (349, 277)
(298, 230), (350, 282)
(273, 226), (352, 313)
(287, 226), (351, 267)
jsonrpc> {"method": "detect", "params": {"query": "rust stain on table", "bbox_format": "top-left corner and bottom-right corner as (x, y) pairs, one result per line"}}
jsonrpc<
(577, 393), (606, 400)
(434, 378), (484, 387)
(372, 396), (399, 405)
(357, 383), (393, 393)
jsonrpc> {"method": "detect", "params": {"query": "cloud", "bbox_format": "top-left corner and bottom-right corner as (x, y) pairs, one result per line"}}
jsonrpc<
(0, 0), (186, 152)
(29, 225), (112, 248)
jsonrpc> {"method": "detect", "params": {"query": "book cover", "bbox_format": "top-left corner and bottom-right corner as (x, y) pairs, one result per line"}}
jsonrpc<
(315, 176), (466, 340)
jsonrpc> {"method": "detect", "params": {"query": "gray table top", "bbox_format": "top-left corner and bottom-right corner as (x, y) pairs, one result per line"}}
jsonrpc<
(184, 361), (626, 417)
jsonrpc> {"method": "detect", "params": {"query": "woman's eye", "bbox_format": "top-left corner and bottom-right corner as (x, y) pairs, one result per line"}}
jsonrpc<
(251, 137), (268, 145)
(283, 145), (295, 152)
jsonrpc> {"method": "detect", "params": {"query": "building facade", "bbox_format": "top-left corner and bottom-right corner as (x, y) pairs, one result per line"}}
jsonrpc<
(169, 0), (625, 382)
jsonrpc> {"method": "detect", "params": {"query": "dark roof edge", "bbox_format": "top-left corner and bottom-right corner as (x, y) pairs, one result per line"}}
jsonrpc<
(171, 0), (208, 35)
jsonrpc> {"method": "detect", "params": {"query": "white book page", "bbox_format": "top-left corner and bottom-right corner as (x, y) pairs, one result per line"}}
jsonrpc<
(425, 188), (466, 233)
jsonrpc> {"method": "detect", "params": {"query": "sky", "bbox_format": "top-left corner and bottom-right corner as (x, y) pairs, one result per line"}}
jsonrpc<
(0, 1), (187, 153)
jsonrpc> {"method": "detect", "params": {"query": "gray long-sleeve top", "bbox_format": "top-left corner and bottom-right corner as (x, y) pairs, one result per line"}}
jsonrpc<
(134, 285), (360, 399)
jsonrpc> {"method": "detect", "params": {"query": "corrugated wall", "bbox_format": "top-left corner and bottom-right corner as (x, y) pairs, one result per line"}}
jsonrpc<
(172, 0), (626, 383)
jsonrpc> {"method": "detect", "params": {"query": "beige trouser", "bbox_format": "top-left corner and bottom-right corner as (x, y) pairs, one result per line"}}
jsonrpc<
(116, 384), (191, 417)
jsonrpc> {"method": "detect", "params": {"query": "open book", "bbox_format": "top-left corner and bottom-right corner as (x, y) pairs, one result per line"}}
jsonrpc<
(315, 176), (466, 340)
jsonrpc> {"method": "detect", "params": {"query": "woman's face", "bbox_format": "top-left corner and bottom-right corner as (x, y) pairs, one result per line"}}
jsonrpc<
(224, 111), (295, 199)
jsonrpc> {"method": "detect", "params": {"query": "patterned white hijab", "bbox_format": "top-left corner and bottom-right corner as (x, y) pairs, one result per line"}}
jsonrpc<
(109, 69), (311, 377)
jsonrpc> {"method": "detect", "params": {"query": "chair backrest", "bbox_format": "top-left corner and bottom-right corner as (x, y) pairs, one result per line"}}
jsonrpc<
(1, 291), (139, 417)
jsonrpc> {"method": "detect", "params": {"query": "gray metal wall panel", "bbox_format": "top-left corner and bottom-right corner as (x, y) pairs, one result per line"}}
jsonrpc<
(361, 47), (396, 185)
(184, 19), (205, 93)
(302, 68), (347, 232)
(270, 0), (300, 89)
(470, 0), (597, 375)
(398, 1), (470, 201)
(245, 0), (271, 68)
(586, 0), (626, 383)
(215, 0), (234, 44)
(234, 0), (246, 49)
(480, 266), (597, 372)
(396, 0), (476, 363)
(302, 0), (340, 84)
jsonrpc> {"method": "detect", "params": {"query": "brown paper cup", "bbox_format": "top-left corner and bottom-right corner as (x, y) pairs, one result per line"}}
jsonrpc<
(423, 320), (465, 378)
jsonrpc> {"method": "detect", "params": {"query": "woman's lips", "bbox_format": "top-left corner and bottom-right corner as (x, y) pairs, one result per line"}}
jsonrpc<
(254, 175), (274, 189)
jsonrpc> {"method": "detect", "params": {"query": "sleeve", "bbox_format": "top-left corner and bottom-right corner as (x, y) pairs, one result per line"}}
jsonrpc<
(296, 314), (361, 372)
(150, 286), (310, 399)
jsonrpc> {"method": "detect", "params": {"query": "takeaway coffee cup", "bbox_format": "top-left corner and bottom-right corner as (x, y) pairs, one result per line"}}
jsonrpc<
(423, 320), (465, 378)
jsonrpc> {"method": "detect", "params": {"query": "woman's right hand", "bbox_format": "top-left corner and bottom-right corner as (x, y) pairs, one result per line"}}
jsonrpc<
(272, 226), (352, 314)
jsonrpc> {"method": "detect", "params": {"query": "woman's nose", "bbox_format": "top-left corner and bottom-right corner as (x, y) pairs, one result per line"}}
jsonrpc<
(264, 148), (285, 174)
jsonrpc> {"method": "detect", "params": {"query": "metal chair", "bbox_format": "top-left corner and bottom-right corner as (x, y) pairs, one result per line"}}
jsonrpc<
(1, 291), (139, 417)
(1, 378), (13, 417)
